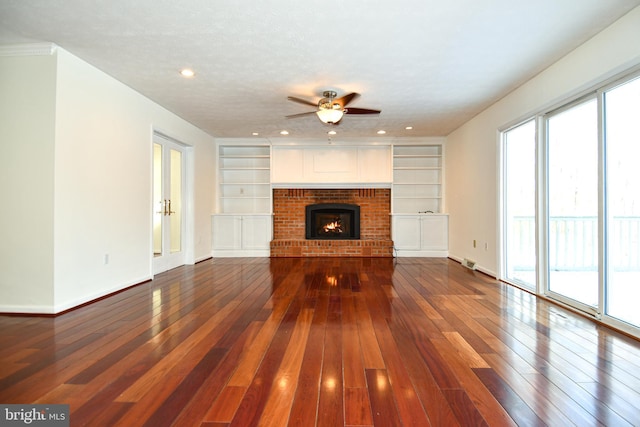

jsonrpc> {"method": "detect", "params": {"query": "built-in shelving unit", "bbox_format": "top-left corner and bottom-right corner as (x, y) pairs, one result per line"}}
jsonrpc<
(218, 145), (271, 214)
(211, 140), (448, 257)
(392, 144), (443, 214)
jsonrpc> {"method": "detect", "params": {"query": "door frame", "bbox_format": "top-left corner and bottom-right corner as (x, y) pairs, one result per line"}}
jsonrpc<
(151, 130), (194, 276)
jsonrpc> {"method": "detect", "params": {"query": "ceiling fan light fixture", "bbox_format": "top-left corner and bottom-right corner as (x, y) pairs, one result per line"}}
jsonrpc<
(316, 108), (344, 124)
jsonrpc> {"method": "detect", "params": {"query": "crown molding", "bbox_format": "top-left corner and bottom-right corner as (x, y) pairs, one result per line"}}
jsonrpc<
(0, 43), (57, 57)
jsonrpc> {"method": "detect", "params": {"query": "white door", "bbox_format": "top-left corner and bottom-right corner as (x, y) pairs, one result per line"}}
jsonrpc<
(153, 137), (186, 274)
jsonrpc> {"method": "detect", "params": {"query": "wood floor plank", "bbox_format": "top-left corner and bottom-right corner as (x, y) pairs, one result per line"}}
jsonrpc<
(442, 331), (491, 369)
(287, 284), (328, 427)
(473, 367), (545, 426)
(138, 347), (228, 427)
(204, 386), (247, 423)
(430, 337), (517, 426)
(365, 369), (402, 427)
(229, 285), (304, 426)
(258, 308), (314, 427)
(114, 301), (240, 403)
(1, 257), (639, 426)
(341, 296), (366, 389)
(227, 278), (301, 388)
(364, 279), (431, 426)
(482, 352), (585, 426)
(353, 297), (385, 369)
(316, 294), (344, 427)
(172, 321), (264, 426)
(344, 387), (373, 426)
(385, 314), (460, 427)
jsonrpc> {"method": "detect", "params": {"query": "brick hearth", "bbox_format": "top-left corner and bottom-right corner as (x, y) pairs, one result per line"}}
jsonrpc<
(270, 188), (394, 257)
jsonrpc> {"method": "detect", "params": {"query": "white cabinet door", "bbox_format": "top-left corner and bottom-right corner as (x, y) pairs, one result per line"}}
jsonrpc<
(212, 214), (272, 256)
(420, 215), (448, 250)
(392, 214), (448, 256)
(392, 216), (422, 250)
(241, 215), (272, 250)
(212, 215), (241, 250)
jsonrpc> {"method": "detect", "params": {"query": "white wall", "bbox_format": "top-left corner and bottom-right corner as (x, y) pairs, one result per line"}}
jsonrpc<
(0, 52), (57, 311)
(0, 46), (215, 313)
(445, 6), (640, 276)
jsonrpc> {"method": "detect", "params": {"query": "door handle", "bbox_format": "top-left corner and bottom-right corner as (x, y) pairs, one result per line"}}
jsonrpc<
(167, 199), (175, 215)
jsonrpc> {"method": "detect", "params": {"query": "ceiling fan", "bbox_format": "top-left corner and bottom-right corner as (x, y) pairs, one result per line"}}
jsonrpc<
(286, 90), (381, 125)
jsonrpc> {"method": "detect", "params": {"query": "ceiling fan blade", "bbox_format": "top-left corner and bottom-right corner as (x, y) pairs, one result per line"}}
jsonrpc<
(286, 111), (318, 119)
(287, 96), (317, 107)
(344, 107), (381, 115)
(335, 92), (360, 108)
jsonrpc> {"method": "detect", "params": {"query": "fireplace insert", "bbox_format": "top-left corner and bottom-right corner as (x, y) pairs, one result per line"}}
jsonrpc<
(305, 203), (360, 240)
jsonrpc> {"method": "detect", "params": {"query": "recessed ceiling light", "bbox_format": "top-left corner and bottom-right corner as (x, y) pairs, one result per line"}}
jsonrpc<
(252, 132), (259, 136)
(328, 130), (337, 135)
(280, 130), (289, 135)
(405, 126), (413, 130)
(180, 68), (195, 78)
(377, 130), (386, 135)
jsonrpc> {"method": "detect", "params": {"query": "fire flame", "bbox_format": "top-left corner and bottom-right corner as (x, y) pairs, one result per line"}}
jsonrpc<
(323, 221), (341, 232)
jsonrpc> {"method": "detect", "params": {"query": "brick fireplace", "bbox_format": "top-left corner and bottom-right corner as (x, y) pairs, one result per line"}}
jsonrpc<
(270, 188), (394, 257)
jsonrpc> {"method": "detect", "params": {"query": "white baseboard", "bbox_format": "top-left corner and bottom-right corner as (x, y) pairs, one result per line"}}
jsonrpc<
(194, 254), (213, 264)
(0, 275), (152, 315)
(448, 254), (497, 278)
(0, 304), (58, 314)
(211, 249), (271, 258)
(52, 275), (153, 314)
(394, 249), (449, 257)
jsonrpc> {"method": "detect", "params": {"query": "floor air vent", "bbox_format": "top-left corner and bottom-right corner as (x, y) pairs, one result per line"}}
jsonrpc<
(462, 258), (477, 270)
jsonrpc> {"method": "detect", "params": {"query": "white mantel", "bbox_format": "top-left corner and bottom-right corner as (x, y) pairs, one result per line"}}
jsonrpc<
(271, 145), (392, 185)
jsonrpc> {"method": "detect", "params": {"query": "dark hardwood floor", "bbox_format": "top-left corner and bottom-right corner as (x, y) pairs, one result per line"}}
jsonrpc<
(1, 257), (640, 426)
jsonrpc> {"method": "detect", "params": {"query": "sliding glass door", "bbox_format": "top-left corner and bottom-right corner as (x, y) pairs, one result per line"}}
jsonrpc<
(604, 76), (640, 327)
(501, 71), (640, 335)
(502, 120), (536, 289)
(545, 98), (599, 309)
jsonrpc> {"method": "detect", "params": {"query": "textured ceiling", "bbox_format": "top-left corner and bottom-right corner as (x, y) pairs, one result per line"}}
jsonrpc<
(1, 0), (639, 139)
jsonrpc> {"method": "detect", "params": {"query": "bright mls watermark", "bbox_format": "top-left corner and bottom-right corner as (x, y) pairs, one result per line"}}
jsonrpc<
(0, 405), (69, 426)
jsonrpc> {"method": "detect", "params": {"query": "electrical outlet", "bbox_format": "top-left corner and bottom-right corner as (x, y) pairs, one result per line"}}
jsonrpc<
(484, 242), (488, 251)
(104, 254), (109, 265)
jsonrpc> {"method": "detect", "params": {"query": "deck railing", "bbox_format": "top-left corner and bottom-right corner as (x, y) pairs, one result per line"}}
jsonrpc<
(510, 216), (640, 271)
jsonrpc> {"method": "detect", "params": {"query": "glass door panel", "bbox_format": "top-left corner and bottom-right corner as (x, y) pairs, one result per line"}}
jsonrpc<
(547, 98), (599, 308)
(503, 120), (536, 289)
(170, 148), (182, 254)
(153, 143), (163, 257)
(153, 137), (185, 274)
(604, 76), (640, 327)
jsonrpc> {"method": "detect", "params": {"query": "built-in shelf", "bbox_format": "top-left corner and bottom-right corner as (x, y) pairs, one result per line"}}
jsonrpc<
(218, 144), (271, 214)
(392, 144), (443, 213)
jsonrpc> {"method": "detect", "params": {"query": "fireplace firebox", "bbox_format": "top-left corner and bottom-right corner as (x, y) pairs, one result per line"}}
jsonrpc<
(305, 203), (360, 240)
